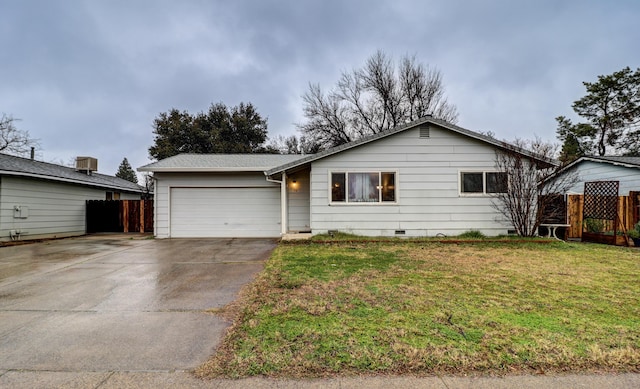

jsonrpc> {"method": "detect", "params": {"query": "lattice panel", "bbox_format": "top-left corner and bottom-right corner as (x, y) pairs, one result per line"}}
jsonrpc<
(583, 181), (619, 221)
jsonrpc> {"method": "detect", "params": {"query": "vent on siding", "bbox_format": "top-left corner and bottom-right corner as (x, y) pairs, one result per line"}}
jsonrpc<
(419, 126), (430, 138)
(395, 230), (406, 235)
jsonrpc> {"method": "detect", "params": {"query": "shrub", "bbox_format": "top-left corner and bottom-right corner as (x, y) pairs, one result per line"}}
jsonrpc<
(628, 222), (640, 239)
(458, 230), (486, 239)
(584, 218), (604, 233)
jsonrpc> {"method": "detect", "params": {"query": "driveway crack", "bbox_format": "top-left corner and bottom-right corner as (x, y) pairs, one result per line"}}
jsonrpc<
(93, 371), (115, 388)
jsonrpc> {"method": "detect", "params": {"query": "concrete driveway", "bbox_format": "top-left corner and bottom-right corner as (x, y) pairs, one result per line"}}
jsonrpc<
(0, 235), (276, 374)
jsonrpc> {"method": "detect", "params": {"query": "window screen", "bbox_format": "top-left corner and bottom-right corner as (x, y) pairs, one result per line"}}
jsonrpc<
(461, 172), (483, 193)
(486, 172), (508, 193)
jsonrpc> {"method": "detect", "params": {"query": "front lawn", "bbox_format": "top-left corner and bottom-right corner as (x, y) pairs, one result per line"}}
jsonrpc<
(197, 240), (640, 378)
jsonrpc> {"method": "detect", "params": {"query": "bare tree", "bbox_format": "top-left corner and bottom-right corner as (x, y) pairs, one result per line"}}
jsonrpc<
(298, 50), (458, 149)
(142, 173), (155, 200)
(0, 114), (39, 156)
(268, 134), (323, 154)
(492, 137), (579, 237)
(299, 84), (352, 148)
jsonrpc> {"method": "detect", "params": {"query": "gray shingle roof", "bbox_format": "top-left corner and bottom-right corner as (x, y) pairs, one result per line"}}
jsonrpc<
(587, 156), (640, 167)
(0, 153), (143, 192)
(266, 116), (558, 176)
(543, 155), (640, 185)
(138, 154), (308, 172)
(138, 118), (558, 176)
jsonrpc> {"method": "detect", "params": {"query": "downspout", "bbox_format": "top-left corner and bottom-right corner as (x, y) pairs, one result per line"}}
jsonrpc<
(265, 171), (287, 236)
(150, 175), (158, 237)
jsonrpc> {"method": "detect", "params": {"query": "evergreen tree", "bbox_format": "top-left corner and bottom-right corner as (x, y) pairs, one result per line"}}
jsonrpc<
(116, 157), (138, 184)
(148, 102), (270, 160)
(556, 67), (640, 158)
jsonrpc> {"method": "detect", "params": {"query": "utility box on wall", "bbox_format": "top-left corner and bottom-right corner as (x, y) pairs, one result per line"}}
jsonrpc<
(13, 205), (29, 219)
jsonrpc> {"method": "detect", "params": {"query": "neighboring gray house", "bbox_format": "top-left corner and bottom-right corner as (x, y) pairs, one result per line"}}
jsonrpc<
(0, 154), (143, 242)
(139, 117), (555, 238)
(559, 156), (640, 195)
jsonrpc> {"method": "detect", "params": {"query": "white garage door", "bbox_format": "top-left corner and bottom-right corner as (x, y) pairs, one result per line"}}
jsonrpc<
(170, 187), (281, 238)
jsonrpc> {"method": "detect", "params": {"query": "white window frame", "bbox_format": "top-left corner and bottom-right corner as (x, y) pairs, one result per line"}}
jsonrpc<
(328, 170), (399, 205)
(459, 170), (508, 196)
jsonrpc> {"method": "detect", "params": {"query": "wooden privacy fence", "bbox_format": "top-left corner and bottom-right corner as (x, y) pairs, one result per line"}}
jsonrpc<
(566, 192), (639, 239)
(86, 200), (154, 233)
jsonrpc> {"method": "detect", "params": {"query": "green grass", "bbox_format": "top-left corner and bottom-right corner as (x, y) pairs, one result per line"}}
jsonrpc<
(197, 241), (640, 378)
(456, 230), (487, 239)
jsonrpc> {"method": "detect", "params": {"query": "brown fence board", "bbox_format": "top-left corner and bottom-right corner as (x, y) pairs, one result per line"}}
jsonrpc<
(143, 200), (153, 233)
(567, 195), (583, 239)
(565, 193), (637, 240)
(631, 191), (640, 226)
(87, 200), (153, 233)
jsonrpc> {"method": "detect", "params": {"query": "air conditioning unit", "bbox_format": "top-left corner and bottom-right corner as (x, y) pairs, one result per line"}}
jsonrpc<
(76, 156), (98, 173)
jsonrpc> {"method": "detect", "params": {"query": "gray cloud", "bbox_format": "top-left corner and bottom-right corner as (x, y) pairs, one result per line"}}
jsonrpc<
(1, 0), (638, 176)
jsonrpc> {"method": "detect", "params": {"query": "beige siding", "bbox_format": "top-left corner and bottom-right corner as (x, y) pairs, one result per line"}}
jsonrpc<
(0, 176), (106, 242)
(310, 126), (512, 237)
(287, 168), (311, 231)
(153, 172), (281, 238)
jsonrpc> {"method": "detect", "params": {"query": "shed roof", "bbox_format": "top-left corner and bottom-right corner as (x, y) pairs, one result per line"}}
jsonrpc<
(555, 156), (640, 175)
(137, 153), (307, 173)
(543, 155), (640, 186)
(0, 153), (143, 192)
(583, 156), (640, 168)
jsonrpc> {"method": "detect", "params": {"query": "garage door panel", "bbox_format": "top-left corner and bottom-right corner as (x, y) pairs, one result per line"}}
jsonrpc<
(170, 187), (281, 238)
(181, 191), (280, 201)
(173, 205), (277, 216)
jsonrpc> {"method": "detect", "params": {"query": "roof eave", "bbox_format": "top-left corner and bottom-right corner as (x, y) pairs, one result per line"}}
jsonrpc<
(266, 117), (558, 175)
(429, 119), (558, 167)
(541, 156), (630, 184)
(137, 167), (272, 173)
(0, 170), (143, 193)
(266, 117), (434, 176)
(583, 156), (640, 169)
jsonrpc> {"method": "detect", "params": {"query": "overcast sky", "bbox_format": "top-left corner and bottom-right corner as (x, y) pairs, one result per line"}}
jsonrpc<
(1, 0), (638, 177)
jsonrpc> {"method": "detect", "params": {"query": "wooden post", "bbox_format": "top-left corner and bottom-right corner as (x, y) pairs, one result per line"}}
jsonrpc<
(139, 200), (145, 233)
(122, 200), (129, 233)
(630, 191), (639, 226)
(619, 195), (630, 232)
(567, 194), (583, 239)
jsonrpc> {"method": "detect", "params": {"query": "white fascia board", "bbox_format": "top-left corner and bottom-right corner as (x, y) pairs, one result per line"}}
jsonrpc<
(136, 167), (269, 173)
